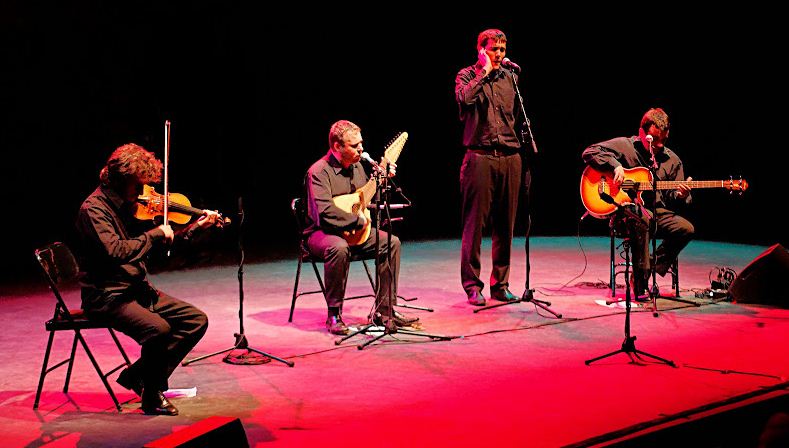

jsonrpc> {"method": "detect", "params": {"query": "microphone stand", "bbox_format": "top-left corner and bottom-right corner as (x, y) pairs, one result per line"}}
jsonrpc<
(475, 67), (562, 319)
(586, 200), (675, 367)
(183, 197), (294, 367)
(382, 178), (433, 312)
(337, 163), (449, 349)
(644, 141), (697, 315)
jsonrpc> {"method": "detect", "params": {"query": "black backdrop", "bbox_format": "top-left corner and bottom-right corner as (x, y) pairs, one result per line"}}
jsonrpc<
(2, 4), (784, 285)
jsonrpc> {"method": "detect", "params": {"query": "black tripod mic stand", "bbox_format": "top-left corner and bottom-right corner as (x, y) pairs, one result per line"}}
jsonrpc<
(336, 163), (449, 349)
(585, 204), (675, 367)
(474, 65), (561, 319)
(183, 197), (293, 367)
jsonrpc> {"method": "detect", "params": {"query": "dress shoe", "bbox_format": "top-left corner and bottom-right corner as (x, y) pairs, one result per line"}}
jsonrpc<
(467, 289), (486, 306)
(116, 367), (143, 397)
(630, 273), (651, 302)
(326, 315), (349, 335)
(141, 390), (179, 416)
(393, 310), (419, 325)
(491, 288), (518, 302)
(370, 314), (399, 333)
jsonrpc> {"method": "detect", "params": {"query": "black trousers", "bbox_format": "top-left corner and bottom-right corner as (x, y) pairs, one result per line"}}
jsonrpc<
(84, 285), (208, 392)
(625, 206), (695, 282)
(460, 150), (526, 295)
(306, 229), (400, 316)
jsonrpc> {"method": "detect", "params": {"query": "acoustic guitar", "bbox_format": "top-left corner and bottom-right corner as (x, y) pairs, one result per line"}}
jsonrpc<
(332, 132), (408, 245)
(580, 166), (748, 218)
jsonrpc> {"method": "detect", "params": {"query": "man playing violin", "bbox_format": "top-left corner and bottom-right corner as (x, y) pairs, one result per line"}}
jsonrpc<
(76, 143), (220, 415)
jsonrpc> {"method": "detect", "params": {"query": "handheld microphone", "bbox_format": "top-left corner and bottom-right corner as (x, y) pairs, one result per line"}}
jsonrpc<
(502, 58), (521, 73)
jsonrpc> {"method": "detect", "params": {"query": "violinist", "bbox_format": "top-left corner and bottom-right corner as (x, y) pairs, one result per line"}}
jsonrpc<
(76, 143), (220, 415)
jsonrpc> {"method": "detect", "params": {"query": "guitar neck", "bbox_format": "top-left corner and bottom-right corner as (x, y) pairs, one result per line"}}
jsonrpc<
(356, 132), (409, 207)
(356, 179), (377, 208)
(639, 180), (732, 191)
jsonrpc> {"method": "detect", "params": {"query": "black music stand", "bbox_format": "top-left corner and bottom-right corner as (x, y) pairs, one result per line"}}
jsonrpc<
(586, 204), (675, 367)
(183, 197), (293, 367)
(336, 164), (450, 350)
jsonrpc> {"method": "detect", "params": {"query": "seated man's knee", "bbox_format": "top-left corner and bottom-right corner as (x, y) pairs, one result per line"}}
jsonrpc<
(685, 222), (695, 237)
(194, 308), (209, 335)
(325, 243), (351, 262)
(147, 321), (172, 341)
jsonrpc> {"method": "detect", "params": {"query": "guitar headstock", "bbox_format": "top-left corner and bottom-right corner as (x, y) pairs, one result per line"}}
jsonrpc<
(726, 177), (749, 193)
(383, 132), (408, 165)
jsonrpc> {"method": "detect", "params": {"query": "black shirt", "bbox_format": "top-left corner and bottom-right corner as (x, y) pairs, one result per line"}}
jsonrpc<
(304, 151), (369, 236)
(76, 185), (197, 307)
(455, 65), (522, 149)
(582, 136), (692, 208)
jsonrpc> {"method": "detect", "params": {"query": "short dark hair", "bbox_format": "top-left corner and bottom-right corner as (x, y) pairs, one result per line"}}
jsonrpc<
(328, 120), (361, 148)
(640, 108), (670, 133)
(477, 29), (507, 51)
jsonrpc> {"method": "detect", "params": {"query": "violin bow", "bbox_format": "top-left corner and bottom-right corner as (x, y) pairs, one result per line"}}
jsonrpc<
(164, 120), (171, 255)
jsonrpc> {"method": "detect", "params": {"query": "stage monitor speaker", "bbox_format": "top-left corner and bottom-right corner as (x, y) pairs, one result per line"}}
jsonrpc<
(144, 416), (249, 448)
(728, 243), (789, 307)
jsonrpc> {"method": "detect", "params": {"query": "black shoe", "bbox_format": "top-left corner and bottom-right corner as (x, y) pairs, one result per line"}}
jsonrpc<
(491, 288), (518, 302)
(117, 368), (143, 397)
(630, 272), (651, 302)
(371, 314), (398, 333)
(141, 390), (179, 416)
(326, 315), (349, 335)
(393, 310), (419, 325)
(467, 289), (486, 306)
(633, 289), (651, 302)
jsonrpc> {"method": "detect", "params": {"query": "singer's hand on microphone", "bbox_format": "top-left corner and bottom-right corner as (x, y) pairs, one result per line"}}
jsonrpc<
(613, 165), (625, 185)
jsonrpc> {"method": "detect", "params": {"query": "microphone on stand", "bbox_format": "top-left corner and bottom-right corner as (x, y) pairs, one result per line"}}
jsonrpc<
(502, 58), (521, 74)
(360, 152), (385, 174)
(645, 134), (658, 169)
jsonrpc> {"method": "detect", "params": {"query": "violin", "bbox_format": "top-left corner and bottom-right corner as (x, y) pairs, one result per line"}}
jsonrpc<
(135, 184), (230, 227)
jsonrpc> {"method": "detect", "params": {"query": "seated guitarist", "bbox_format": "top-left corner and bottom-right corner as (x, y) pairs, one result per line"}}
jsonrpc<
(303, 120), (418, 334)
(582, 108), (694, 299)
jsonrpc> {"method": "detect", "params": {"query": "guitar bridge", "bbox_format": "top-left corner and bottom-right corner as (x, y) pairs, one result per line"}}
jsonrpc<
(598, 176), (609, 196)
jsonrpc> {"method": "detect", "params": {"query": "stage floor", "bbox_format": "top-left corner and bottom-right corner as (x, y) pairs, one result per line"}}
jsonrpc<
(1, 237), (787, 447)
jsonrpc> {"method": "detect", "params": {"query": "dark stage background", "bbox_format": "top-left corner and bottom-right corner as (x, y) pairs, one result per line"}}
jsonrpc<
(2, 4), (784, 286)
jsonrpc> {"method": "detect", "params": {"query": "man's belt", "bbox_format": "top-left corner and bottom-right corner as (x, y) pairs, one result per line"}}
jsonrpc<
(467, 147), (518, 156)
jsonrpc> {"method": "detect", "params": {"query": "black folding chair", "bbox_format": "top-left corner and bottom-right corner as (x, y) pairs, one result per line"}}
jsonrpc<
(288, 198), (376, 322)
(33, 242), (131, 411)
